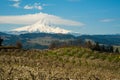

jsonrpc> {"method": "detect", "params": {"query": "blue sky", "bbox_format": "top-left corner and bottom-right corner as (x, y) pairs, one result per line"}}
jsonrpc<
(0, 0), (120, 34)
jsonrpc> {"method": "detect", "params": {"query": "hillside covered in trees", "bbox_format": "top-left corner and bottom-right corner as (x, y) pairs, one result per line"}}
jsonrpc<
(0, 32), (120, 79)
(0, 47), (120, 80)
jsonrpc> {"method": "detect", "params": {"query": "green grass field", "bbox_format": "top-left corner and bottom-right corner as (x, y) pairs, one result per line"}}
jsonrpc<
(0, 47), (120, 80)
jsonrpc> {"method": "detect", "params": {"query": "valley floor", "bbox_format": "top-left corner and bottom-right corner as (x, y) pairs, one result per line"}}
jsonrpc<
(0, 47), (120, 80)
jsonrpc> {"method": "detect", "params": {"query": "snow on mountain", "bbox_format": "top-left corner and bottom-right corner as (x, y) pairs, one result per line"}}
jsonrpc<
(12, 18), (71, 34)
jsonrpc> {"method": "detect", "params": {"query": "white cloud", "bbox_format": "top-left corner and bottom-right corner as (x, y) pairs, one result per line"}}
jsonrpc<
(9, 1), (45, 10)
(42, 4), (49, 6)
(11, 2), (20, 8)
(100, 19), (114, 22)
(0, 12), (84, 27)
(9, 0), (21, 8)
(24, 5), (33, 9)
(42, 4), (54, 7)
(24, 3), (42, 10)
(9, 0), (20, 2)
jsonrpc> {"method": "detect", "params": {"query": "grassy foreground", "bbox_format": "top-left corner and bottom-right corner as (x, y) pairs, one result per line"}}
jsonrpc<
(0, 47), (120, 80)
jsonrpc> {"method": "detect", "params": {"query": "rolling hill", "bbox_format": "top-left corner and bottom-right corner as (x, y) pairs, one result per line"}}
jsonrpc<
(0, 47), (120, 79)
(0, 32), (120, 49)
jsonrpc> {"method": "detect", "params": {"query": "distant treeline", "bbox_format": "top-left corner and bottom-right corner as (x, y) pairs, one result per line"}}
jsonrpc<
(49, 39), (119, 53)
(0, 32), (120, 52)
(0, 37), (22, 49)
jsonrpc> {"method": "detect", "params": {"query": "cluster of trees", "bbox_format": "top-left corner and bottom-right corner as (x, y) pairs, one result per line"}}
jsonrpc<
(0, 37), (3, 46)
(49, 39), (119, 53)
(0, 37), (22, 49)
(85, 41), (119, 53)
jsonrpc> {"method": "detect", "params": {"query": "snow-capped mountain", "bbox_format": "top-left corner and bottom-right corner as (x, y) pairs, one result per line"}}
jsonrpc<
(12, 18), (71, 34)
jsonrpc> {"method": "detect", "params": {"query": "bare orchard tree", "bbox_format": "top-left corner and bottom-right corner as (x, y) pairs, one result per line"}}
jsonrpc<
(16, 40), (23, 49)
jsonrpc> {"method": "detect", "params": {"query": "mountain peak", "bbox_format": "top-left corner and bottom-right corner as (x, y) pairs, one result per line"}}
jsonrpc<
(12, 18), (71, 34)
